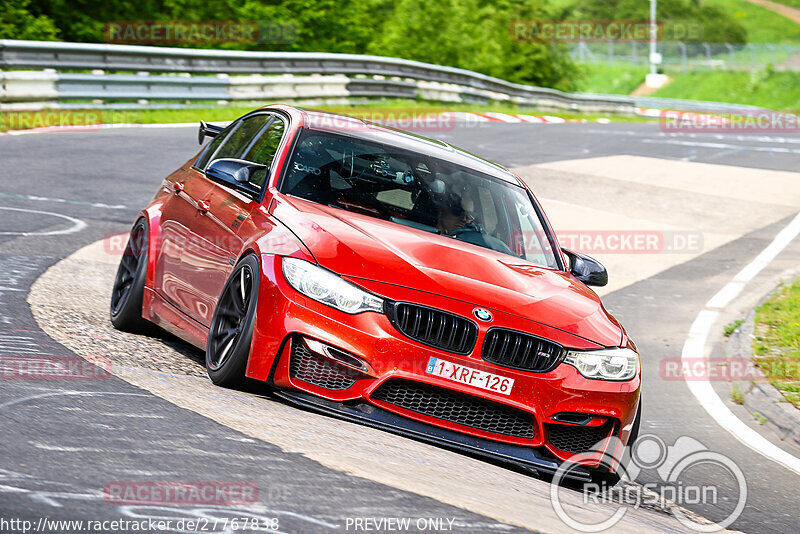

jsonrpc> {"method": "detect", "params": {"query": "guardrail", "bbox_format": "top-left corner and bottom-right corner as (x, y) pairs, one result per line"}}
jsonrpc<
(0, 39), (763, 114)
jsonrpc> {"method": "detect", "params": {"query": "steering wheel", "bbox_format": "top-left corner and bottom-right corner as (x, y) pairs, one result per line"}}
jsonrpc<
(445, 225), (515, 255)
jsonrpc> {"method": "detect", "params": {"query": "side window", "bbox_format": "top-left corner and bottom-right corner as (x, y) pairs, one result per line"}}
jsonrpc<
(213, 114), (271, 161)
(242, 117), (286, 187)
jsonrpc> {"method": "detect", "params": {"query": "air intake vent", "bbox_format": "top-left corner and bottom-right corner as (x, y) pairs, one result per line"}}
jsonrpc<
(388, 302), (477, 354)
(482, 328), (564, 373)
(290, 340), (363, 390)
(371, 379), (535, 439)
(545, 421), (615, 454)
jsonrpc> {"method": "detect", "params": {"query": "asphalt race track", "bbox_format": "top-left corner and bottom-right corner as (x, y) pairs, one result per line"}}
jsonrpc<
(1, 121), (800, 533)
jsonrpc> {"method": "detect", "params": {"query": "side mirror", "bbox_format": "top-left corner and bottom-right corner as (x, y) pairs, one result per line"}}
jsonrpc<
(562, 248), (608, 287)
(198, 120), (224, 144)
(206, 158), (267, 185)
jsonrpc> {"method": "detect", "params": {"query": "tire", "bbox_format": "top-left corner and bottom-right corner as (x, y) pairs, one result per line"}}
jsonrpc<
(206, 254), (259, 388)
(110, 218), (152, 333)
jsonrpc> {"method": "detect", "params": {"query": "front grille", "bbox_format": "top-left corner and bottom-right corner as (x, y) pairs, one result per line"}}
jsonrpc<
(482, 328), (564, 372)
(371, 379), (535, 439)
(545, 422), (615, 454)
(289, 341), (362, 390)
(388, 303), (477, 354)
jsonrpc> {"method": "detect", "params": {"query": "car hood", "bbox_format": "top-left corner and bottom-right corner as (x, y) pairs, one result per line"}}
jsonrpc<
(272, 196), (623, 347)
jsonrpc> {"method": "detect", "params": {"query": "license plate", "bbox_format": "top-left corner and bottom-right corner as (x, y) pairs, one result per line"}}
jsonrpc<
(425, 357), (514, 395)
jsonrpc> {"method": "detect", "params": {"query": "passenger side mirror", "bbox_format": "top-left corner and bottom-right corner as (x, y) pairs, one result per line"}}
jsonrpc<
(198, 120), (224, 144)
(206, 158), (267, 186)
(562, 248), (608, 287)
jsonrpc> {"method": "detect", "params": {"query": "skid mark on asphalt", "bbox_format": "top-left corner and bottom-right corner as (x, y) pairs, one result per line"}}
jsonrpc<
(0, 191), (127, 210)
(0, 206), (87, 236)
(25, 239), (706, 534)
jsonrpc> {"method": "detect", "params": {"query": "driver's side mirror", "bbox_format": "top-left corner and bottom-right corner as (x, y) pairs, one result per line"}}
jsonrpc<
(206, 158), (267, 189)
(562, 248), (608, 287)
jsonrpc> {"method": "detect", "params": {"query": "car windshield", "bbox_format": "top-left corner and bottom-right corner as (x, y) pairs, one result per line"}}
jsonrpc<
(281, 130), (559, 269)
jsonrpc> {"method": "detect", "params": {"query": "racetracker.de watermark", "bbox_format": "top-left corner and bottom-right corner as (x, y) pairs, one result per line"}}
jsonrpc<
(554, 230), (703, 254)
(660, 109), (800, 133)
(0, 356), (111, 380)
(304, 110), (489, 133)
(103, 20), (297, 45)
(660, 357), (798, 381)
(0, 111), (136, 132)
(102, 481), (258, 505)
(510, 20), (703, 43)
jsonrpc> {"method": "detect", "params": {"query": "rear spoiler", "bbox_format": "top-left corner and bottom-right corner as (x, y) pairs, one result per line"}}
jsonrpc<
(198, 120), (224, 144)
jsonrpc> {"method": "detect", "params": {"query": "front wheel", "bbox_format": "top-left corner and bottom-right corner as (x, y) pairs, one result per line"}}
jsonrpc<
(590, 401), (641, 487)
(110, 218), (152, 333)
(206, 254), (260, 388)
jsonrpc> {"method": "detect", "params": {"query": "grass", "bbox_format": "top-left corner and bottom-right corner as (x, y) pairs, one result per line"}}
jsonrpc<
(725, 319), (745, 337)
(0, 99), (655, 133)
(573, 63), (650, 94)
(652, 69), (800, 110)
(702, 0), (800, 43)
(753, 278), (800, 408)
(731, 384), (745, 404)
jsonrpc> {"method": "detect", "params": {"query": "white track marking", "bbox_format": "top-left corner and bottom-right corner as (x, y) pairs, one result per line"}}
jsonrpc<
(0, 207), (87, 236)
(642, 138), (800, 154)
(681, 211), (800, 476)
(0, 191), (126, 209)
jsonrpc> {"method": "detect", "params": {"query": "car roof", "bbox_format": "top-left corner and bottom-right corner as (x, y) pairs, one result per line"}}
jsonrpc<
(264, 105), (522, 186)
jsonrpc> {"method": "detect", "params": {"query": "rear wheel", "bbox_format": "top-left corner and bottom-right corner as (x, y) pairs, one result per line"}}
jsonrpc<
(110, 219), (152, 333)
(206, 254), (259, 388)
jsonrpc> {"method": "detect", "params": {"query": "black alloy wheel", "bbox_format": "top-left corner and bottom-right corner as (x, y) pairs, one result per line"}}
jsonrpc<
(110, 218), (152, 332)
(206, 254), (259, 387)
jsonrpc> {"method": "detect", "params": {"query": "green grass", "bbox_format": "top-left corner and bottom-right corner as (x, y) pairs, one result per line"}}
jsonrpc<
(725, 319), (745, 337)
(702, 0), (800, 43)
(753, 278), (800, 408)
(652, 69), (800, 110)
(573, 63), (649, 94)
(731, 384), (745, 404)
(0, 100), (655, 133)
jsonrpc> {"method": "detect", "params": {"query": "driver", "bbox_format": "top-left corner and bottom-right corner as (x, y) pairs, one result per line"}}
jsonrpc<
(437, 193), (470, 234)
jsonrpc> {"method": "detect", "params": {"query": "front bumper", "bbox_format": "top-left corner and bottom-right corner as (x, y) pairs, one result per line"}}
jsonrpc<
(246, 255), (641, 472)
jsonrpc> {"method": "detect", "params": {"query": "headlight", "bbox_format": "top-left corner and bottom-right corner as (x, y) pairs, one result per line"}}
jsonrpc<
(282, 257), (384, 314)
(563, 347), (638, 381)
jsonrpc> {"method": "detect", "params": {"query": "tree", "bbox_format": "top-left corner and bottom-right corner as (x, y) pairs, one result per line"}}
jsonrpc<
(0, 0), (60, 40)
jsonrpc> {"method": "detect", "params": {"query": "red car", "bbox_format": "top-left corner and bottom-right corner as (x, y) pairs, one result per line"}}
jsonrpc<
(111, 104), (640, 481)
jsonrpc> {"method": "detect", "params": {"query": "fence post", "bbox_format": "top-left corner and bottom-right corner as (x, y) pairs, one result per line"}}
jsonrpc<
(678, 41), (687, 71)
(725, 43), (734, 70)
(766, 43), (775, 66)
(702, 42), (711, 67)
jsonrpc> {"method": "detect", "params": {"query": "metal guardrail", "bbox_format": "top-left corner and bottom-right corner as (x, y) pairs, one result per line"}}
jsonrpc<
(0, 39), (764, 114)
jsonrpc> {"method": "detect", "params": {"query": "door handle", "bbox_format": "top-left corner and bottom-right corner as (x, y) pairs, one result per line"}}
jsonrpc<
(173, 181), (185, 193)
(197, 199), (211, 214)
